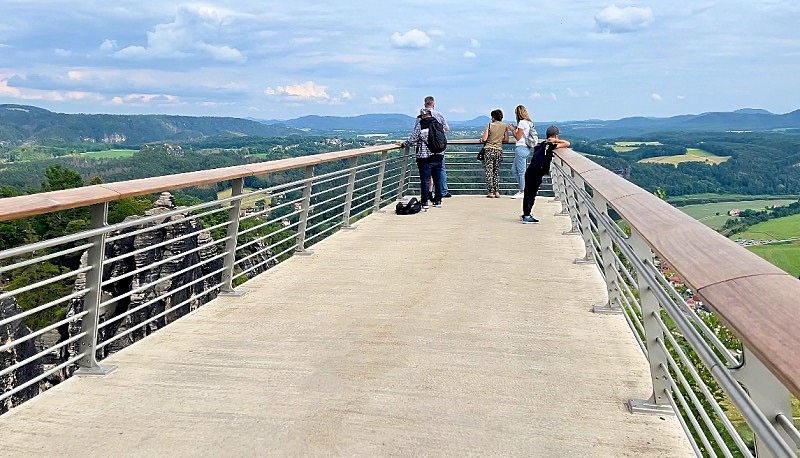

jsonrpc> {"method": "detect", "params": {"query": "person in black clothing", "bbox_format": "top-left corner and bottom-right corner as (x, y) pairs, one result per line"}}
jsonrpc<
(521, 125), (570, 223)
(400, 108), (444, 209)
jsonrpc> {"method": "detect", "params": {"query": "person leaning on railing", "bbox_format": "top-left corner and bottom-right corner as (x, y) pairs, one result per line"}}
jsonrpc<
(479, 109), (510, 198)
(520, 125), (570, 224)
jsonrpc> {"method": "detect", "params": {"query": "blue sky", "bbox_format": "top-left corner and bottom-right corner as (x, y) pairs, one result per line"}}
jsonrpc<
(1, 1), (798, 122)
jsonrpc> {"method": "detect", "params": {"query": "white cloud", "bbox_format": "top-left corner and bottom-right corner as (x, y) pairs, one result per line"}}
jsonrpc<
(99, 40), (117, 53)
(370, 94), (394, 105)
(595, 5), (654, 33)
(470, 38), (480, 48)
(530, 92), (558, 102)
(651, 93), (663, 101)
(112, 5), (246, 62)
(265, 81), (330, 100)
(390, 29), (430, 49)
(111, 93), (180, 105)
(567, 88), (590, 98)
(463, 51), (476, 58)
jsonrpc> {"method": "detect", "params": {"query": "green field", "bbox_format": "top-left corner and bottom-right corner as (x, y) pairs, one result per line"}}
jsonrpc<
(679, 199), (797, 230)
(639, 148), (730, 166)
(747, 242), (800, 277)
(734, 213), (800, 240)
(608, 141), (662, 153)
(80, 149), (138, 159)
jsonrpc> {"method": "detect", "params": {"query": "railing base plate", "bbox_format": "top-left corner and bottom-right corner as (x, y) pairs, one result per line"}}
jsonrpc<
(563, 230), (580, 236)
(627, 399), (674, 415)
(75, 364), (117, 377)
(295, 249), (314, 256)
(592, 304), (623, 314)
(554, 211), (569, 216)
(342, 226), (357, 231)
(219, 290), (247, 297)
(574, 257), (594, 265)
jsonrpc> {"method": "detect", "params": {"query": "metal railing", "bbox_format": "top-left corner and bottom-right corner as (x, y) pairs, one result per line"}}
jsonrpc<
(550, 149), (800, 458)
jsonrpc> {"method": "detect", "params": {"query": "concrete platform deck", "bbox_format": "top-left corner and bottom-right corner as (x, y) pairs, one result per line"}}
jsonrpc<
(0, 196), (693, 457)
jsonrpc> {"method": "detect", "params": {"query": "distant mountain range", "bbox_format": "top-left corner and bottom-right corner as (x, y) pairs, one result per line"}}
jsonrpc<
(1, 104), (798, 146)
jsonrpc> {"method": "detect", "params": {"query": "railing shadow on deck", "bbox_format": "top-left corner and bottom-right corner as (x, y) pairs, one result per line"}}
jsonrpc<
(0, 140), (798, 457)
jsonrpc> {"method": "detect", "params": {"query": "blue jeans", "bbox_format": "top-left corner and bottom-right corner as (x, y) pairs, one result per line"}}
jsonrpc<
(511, 145), (530, 191)
(430, 156), (449, 195)
(439, 156), (449, 194)
(417, 156), (443, 204)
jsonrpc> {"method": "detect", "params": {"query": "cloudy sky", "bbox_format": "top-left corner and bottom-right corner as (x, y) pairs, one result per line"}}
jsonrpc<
(0, 1), (798, 122)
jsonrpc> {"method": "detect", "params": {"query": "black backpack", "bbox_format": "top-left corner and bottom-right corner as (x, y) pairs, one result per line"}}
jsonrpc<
(423, 118), (447, 155)
(530, 141), (556, 174)
(395, 197), (422, 215)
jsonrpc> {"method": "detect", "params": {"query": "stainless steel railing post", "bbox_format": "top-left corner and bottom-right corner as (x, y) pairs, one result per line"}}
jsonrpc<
(590, 194), (622, 314)
(221, 177), (244, 293)
(342, 157), (358, 229)
(627, 229), (672, 414)
(397, 146), (410, 200)
(295, 165), (315, 254)
(734, 347), (796, 458)
(75, 202), (116, 376)
(372, 151), (388, 212)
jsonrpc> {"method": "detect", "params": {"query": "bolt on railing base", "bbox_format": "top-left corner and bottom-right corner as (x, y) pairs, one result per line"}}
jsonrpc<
(592, 303), (623, 315)
(219, 290), (247, 297)
(75, 364), (117, 377)
(627, 399), (675, 415)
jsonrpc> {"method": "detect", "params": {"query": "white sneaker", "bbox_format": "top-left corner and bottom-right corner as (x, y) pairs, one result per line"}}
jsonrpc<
(511, 191), (524, 199)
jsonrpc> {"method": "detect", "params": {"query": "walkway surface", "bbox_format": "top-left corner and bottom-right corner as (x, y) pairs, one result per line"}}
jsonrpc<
(0, 196), (693, 457)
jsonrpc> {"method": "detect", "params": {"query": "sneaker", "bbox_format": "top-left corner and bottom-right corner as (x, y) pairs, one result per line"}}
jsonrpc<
(421, 203), (430, 210)
(521, 215), (539, 224)
(511, 191), (524, 199)
(443, 193), (452, 198)
(432, 202), (442, 208)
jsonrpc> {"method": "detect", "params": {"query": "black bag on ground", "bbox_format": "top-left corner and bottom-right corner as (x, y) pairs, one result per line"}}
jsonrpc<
(395, 197), (422, 215)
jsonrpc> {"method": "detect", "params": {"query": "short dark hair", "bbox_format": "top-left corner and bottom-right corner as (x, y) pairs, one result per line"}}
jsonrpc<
(546, 125), (560, 138)
(424, 96), (435, 107)
(490, 109), (503, 121)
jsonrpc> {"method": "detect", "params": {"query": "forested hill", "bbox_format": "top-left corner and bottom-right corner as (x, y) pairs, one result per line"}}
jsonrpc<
(0, 104), (304, 146)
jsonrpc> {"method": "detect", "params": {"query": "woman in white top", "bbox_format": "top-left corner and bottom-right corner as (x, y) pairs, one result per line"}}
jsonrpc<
(507, 105), (537, 199)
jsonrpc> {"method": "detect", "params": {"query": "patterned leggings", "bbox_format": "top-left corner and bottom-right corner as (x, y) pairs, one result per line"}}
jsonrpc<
(483, 147), (503, 194)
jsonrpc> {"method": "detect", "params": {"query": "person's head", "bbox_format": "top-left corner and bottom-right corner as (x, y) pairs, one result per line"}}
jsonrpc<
(490, 109), (503, 122)
(424, 96), (435, 108)
(546, 125), (560, 139)
(515, 105), (531, 123)
(418, 107), (432, 119)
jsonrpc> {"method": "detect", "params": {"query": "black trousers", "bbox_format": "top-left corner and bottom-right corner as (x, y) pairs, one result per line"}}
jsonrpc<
(522, 165), (547, 217)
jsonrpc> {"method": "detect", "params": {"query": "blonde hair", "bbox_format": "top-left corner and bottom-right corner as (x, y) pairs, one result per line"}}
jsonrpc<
(515, 105), (532, 123)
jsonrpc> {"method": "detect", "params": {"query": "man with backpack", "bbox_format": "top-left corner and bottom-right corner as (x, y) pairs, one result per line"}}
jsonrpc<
(424, 96), (452, 197)
(521, 125), (570, 224)
(400, 108), (444, 209)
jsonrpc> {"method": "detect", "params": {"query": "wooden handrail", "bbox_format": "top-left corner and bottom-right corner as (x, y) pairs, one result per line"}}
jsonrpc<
(556, 148), (800, 398)
(0, 144), (399, 222)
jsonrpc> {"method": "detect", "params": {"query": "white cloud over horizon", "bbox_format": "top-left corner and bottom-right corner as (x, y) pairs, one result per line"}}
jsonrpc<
(0, 1), (798, 121)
